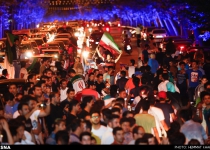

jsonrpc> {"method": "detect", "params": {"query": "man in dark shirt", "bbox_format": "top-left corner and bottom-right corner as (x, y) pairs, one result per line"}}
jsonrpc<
(155, 48), (165, 66)
(142, 44), (149, 64)
(116, 71), (128, 91)
(95, 74), (105, 95)
(11, 38), (21, 78)
(60, 88), (75, 110)
(66, 100), (80, 126)
(78, 96), (94, 120)
(154, 91), (176, 128)
(46, 92), (64, 134)
(163, 52), (173, 68)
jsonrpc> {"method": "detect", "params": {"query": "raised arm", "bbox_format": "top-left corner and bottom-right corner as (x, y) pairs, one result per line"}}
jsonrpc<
(96, 47), (104, 61)
(114, 51), (123, 63)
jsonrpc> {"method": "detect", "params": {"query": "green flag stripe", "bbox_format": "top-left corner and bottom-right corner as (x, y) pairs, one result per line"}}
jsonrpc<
(104, 32), (119, 49)
(27, 58), (38, 72)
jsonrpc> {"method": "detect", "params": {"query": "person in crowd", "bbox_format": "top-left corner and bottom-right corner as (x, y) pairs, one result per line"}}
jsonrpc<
(45, 119), (66, 145)
(55, 130), (69, 145)
(134, 100), (160, 144)
(79, 131), (92, 145)
(111, 127), (124, 145)
(179, 108), (208, 144)
(60, 79), (68, 102)
(90, 110), (107, 140)
(19, 61), (28, 79)
(186, 60), (203, 104)
(101, 114), (120, 144)
(69, 119), (83, 144)
(68, 69), (86, 94)
(0, 69), (8, 79)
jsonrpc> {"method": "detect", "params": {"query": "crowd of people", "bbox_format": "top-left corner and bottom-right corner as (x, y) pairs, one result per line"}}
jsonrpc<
(1, 28), (210, 145)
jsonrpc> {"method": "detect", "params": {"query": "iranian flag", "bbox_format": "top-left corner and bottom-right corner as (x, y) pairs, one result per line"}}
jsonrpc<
(99, 32), (121, 55)
(4, 33), (18, 79)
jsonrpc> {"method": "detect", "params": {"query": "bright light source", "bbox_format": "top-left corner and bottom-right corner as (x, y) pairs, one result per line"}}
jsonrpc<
(77, 49), (81, 54)
(118, 24), (121, 27)
(75, 32), (79, 37)
(82, 51), (89, 58)
(87, 24), (89, 27)
(54, 54), (58, 58)
(36, 24), (39, 28)
(106, 28), (109, 32)
(180, 46), (184, 49)
(108, 21), (111, 24)
(26, 51), (33, 58)
(88, 28), (92, 33)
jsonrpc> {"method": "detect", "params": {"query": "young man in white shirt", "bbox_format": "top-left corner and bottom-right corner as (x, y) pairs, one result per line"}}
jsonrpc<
(90, 110), (107, 140)
(60, 79), (68, 102)
(101, 114), (120, 144)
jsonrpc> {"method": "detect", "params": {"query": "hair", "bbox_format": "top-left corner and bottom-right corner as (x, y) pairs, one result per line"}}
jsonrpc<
(201, 91), (210, 101)
(122, 111), (134, 118)
(167, 121), (181, 137)
(79, 131), (91, 141)
(143, 133), (158, 144)
(116, 97), (124, 105)
(21, 95), (37, 104)
(120, 71), (126, 77)
(141, 100), (150, 111)
(4, 92), (14, 102)
(91, 100), (104, 112)
(17, 102), (28, 111)
(27, 73), (36, 81)
(132, 126), (144, 135)
(120, 117), (130, 126)
(54, 118), (65, 127)
(49, 92), (56, 101)
(179, 61), (185, 66)
(83, 120), (92, 130)
(102, 108), (112, 119)
(67, 88), (75, 94)
(90, 110), (100, 117)
(81, 96), (93, 109)
(201, 75), (208, 80)
(97, 74), (103, 78)
(107, 114), (120, 122)
(40, 75), (48, 81)
(8, 119), (25, 137)
(112, 127), (123, 135)
(70, 119), (81, 132)
(113, 103), (123, 110)
(2, 69), (8, 76)
(111, 107), (121, 114)
(179, 109), (192, 121)
(55, 130), (69, 145)
(69, 100), (79, 112)
(191, 59), (198, 65)
(127, 117), (136, 127)
(60, 78), (68, 85)
(132, 76), (140, 87)
(68, 68), (76, 74)
(8, 84), (17, 89)
(168, 132), (186, 145)
(204, 82), (210, 90)
(188, 139), (201, 145)
(162, 73), (169, 80)
(130, 59), (135, 66)
(135, 137), (148, 145)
